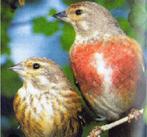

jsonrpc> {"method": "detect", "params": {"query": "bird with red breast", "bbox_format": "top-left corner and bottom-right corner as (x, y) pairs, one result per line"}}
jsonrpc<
(54, 1), (145, 137)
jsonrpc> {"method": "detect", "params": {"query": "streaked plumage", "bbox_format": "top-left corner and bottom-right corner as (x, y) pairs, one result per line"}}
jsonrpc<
(11, 58), (82, 137)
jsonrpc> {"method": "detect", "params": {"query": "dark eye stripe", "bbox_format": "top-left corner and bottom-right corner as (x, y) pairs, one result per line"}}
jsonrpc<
(33, 63), (40, 69)
(75, 9), (82, 15)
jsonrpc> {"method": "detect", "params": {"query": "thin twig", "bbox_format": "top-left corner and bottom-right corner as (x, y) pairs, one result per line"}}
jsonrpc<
(88, 108), (144, 137)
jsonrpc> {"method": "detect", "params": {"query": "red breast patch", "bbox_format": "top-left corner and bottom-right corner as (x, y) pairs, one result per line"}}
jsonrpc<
(70, 36), (142, 99)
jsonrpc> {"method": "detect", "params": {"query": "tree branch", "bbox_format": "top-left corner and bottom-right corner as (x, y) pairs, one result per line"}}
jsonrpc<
(88, 108), (144, 137)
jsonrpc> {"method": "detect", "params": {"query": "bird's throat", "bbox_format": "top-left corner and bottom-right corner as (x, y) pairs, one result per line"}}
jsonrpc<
(73, 23), (124, 46)
(74, 31), (100, 45)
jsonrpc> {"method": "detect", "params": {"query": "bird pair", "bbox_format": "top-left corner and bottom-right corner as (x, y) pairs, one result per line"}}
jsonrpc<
(10, 1), (145, 137)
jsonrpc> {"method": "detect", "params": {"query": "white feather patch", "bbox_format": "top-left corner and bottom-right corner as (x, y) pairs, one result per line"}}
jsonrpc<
(80, 21), (89, 31)
(92, 53), (112, 93)
(39, 76), (50, 85)
(75, 31), (99, 44)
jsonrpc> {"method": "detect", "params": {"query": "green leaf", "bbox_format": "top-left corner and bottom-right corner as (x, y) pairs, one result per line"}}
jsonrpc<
(1, 23), (11, 55)
(1, 60), (22, 97)
(62, 0), (85, 5)
(33, 16), (59, 36)
(62, 65), (74, 84)
(95, 0), (125, 9)
(105, 0), (125, 9)
(1, 2), (15, 55)
(117, 17), (136, 38)
(60, 23), (75, 51)
(48, 8), (57, 16)
(95, 0), (105, 6)
(117, 17), (130, 31)
(62, 65), (80, 93)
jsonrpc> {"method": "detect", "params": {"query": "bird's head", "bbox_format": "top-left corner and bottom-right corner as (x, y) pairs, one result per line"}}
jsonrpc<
(53, 1), (123, 43)
(9, 58), (64, 87)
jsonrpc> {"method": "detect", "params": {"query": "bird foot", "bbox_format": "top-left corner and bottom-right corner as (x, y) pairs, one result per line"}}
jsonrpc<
(95, 115), (106, 121)
(89, 126), (102, 137)
(128, 108), (142, 123)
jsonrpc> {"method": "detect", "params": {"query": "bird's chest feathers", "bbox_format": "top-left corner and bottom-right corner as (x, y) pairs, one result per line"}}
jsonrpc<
(70, 43), (103, 95)
(14, 86), (57, 135)
(15, 85), (80, 136)
(70, 37), (141, 98)
(17, 86), (54, 118)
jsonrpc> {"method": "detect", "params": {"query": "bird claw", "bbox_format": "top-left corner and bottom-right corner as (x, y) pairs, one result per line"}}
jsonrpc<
(95, 115), (106, 121)
(128, 108), (141, 123)
(89, 126), (102, 137)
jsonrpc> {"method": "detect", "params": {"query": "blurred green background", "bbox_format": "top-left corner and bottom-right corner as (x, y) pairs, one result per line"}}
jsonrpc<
(1, 0), (147, 137)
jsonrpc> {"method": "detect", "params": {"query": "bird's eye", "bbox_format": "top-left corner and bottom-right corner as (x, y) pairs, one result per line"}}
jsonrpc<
(75, 9), (82, 15)
(33, 63), (40, 69)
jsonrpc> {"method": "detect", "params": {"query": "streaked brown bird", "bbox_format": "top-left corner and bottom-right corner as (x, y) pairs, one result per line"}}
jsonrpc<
(10, 58), (82, 137)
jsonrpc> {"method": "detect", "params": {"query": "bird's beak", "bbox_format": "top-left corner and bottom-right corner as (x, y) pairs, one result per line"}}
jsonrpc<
(9, 63), (24, 74)
(53, 11), (68, 21)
